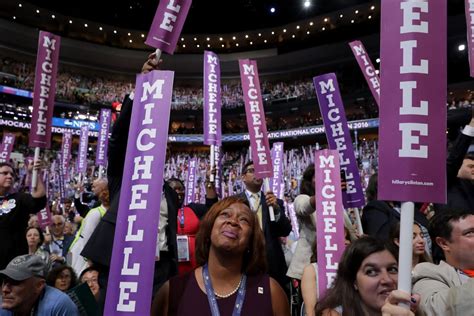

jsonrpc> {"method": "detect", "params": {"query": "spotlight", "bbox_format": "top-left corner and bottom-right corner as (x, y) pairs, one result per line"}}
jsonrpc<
(304, 1), (310, 8)
(458, 44), (466, 51)
(270, 7), (276, 13)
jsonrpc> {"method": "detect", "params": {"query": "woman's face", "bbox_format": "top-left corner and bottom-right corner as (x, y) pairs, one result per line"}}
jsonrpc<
(355, 250), (398, 314)
(26, 228), (40, 248)
(210, 202), (253, 255)
(412, 224), (425, 256)
(55, 269), (72, 291)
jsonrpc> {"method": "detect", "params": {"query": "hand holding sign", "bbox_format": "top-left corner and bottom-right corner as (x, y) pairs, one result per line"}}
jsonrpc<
(141, 53), (163, 74)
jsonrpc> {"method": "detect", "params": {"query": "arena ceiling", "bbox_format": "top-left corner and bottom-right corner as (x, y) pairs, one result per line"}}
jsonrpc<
(21, 0), (375, 33)
(0, 0), (468, 53)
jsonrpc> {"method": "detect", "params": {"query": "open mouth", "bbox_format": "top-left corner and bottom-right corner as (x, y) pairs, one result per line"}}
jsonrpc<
(378, 289), (393, 297)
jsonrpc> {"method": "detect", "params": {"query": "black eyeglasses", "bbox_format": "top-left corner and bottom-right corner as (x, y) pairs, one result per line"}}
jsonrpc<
(243, 168), (255, 174)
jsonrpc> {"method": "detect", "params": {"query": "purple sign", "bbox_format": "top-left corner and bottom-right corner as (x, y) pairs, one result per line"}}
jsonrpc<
(466, 0), (474, 77)
(77, 125), (89, 174)
(184, 158), (197, 205)
(61, 131), (72, 180)
(214, 146), (222, 198)
(314, 149), (346, 299)
(239, 59), (273, 178)
(349, 40), (381, 107)
(96, 109), (111, 166)
(378, 0), (446, 203)
(29, 31), (61, 149)
(105, 70), (174, 315)
(144, 0), (192, 54)
(0, 133), (15, 162)
(271, 142), (284, 199)
(38, 205), (52, 230)
(313, 73), (365, 208)
(203, 51), (222, 145)
(56, 153), (66, 203)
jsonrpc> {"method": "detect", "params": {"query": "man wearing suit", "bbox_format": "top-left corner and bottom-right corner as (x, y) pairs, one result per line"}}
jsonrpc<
(236, 161), (292, 295)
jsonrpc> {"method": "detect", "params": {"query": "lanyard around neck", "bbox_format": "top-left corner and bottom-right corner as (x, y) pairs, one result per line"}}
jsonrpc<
(202, 263), (247, 316)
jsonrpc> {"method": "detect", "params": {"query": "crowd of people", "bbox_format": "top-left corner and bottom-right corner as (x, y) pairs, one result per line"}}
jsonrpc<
(0, 54), (473, 316)
(0, 54), (317, 109)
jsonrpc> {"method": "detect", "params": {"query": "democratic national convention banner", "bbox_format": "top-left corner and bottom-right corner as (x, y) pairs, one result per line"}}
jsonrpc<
(184, 157), (197, 205)
(378, 0), (446, 203)
(349, 40), (381, 107)
(61, 131), (72, 180)
(77, 125), (89, 174)
(145, 0), (192, 54)
(0, 133), (15, 163)
(314, 149), (346, 299)
(105, 70), (174, 315)
(203, 51), (222, 146)
(96, 109), (112, 166)
(465, 0), (474, 77)
(29, 31), (61, 149)
(271, 142), (284, 199)
(239, 59), (273, 178)
(313, 73), (365, 208)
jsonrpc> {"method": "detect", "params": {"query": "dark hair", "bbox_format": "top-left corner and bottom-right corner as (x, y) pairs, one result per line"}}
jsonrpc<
(195, 196), (267, 275)
(79, 266), (99, 281)
(388, 222), (429, 264)
(167, 177), (184, 188)
(430, 209), (474, 243)
(300, 164), (315, 196)
(315, 236), (398, 316)
(365, 173), (378, 202)
(465, 152), (474, 160)
(25, 226), (45, 249)
(242, 161), (253, 174)
(0, 162), (17, 179)
(46, 265), (78, 291)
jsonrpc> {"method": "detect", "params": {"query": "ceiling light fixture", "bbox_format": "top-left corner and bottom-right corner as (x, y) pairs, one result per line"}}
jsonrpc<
(304, 0), (310, 8)
(270, 7), (275, 13)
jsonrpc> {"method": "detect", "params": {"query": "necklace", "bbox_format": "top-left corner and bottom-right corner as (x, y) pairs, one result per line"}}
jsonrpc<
(202, 264), (247, 316)
(214, 275), (243, 299)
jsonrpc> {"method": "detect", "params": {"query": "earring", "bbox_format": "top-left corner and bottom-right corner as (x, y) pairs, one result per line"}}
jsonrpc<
(354, 283), (358, 291)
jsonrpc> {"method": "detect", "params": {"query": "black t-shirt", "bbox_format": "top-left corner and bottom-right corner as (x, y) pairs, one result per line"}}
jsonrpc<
(0, 192), (47, 269)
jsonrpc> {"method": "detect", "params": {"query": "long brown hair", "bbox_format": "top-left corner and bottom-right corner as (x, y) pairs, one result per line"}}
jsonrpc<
(195, 196), (267, 275)
(315, 236), (398, 316)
